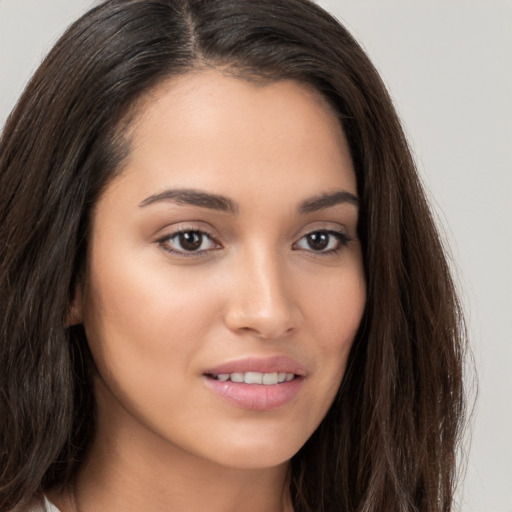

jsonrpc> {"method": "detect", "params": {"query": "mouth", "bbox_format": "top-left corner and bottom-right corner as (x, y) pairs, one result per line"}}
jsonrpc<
(203, 357), (305, 411)
(203, 355), (306, 384)
(206, 371), (298, 385)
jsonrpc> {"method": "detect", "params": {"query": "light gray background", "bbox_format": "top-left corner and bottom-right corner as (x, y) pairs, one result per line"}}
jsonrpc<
(1, 1), (511, 511)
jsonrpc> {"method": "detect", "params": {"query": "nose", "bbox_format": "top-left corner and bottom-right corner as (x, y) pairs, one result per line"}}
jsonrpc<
(223, 248), (299, 340)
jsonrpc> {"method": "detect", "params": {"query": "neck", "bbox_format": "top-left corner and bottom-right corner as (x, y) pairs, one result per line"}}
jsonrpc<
(72, 439), (293, 512)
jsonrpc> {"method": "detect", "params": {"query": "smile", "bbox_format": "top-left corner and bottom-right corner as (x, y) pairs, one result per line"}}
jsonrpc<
(203, 356), (306, 411)
(209, 372), (296, 385)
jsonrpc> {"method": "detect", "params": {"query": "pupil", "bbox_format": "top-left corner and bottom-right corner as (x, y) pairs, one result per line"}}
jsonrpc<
(179, 232), (202, 251)
(308, 232), (329, 251)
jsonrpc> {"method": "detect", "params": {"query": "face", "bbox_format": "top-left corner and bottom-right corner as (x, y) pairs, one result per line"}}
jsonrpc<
(75, 70), (366, 470)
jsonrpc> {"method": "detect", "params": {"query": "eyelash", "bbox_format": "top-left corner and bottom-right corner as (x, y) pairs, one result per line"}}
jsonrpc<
(157, 228), (352, 257)
(292, 230), (352, 254)
(157, 229), (220, 257)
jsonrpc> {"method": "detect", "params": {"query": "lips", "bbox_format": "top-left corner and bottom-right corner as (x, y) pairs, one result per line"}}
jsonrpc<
(211, 371), (295, 385)
(204, 355), (306, 377)
(203, 356), (306, 411)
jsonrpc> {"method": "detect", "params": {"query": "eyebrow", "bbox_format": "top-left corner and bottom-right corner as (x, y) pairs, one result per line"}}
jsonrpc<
(139, 189), (238, 214)
(138, 188), (359, 214)
(298, 191), (359, 214)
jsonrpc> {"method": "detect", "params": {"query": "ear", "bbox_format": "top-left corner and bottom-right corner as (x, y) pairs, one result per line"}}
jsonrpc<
(66, 283), (84, 326)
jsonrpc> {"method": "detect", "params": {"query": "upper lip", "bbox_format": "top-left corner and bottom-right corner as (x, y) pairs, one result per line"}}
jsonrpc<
(203, 356), (307, 377)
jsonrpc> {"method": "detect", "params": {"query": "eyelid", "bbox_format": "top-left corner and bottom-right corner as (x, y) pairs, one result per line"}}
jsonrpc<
(153, 221), (354, 257)
(155, 224), (222, 256)
(292, 227), (353, 254)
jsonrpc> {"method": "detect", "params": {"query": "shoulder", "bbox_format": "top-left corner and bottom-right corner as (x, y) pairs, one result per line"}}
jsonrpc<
(27, 496), (62, 512)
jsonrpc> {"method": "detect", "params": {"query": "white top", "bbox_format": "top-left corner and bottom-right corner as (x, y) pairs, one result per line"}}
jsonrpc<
(28, 496), (62, 512)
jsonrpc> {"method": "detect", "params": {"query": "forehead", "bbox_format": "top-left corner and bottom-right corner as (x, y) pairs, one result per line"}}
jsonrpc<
(107, 69), (356, 206)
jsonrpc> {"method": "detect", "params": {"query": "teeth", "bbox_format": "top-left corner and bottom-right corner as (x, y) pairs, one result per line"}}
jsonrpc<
(245, 372), (263, 384)
(262, 372), (278, 385)
(213, 372), (295, 385)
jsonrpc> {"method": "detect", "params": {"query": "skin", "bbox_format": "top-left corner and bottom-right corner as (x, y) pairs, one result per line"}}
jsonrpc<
(51, 70), (366, 512)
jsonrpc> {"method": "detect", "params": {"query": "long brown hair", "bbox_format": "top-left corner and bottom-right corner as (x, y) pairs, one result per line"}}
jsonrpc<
(0, 1), (467, 510)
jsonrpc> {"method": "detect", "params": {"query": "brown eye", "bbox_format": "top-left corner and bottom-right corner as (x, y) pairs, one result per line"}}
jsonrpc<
(178, 231), (203, 251)
(306, 232), (330, 251)
(160, 230), (219, 254)
(293, 230), (351, 253)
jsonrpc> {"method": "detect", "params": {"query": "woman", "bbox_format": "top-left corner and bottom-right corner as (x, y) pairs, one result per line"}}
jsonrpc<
(0, 1), (467, 511)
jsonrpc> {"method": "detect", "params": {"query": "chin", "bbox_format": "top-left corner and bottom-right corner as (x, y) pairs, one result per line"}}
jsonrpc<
(190, 426), (309, 471)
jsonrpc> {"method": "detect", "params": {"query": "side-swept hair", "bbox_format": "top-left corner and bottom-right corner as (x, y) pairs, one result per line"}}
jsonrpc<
(0, 1), (467, 510)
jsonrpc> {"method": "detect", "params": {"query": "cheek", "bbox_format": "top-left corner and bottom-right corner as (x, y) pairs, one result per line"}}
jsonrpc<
(306, 268), (366, 346)
(80, 250), (226, 439)
(301, 260), (366, 383)
(81, 246), (223, 378)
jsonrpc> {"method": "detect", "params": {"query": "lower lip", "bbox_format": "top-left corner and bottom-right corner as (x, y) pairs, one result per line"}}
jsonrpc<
(204, 376), (304, 411)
